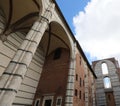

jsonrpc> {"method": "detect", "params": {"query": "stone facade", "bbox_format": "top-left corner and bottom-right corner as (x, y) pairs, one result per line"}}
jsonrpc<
(92, 58), (120, 106)
(0, 0), (96, 106)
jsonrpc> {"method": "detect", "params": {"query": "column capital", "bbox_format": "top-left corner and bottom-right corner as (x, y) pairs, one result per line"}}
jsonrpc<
(38, 2), (55, 23)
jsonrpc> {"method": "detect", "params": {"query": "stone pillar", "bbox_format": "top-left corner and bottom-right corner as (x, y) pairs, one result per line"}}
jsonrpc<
(0, 3), (55, 106)
(65, 42), (76, 106)
(84, 64), (89, 106)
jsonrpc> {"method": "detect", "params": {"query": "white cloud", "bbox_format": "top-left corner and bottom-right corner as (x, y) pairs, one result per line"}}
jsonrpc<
(73, 0), (120, 63)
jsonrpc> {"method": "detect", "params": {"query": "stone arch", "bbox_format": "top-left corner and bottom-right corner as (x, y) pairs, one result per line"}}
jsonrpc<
(0, 1), (75, 106)
(0, 0), (43, 41)
(39, 21), (72, 58)
(32, 21), (73, 106)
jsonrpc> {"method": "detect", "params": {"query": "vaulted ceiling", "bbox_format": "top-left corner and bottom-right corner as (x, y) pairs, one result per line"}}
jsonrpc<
(0, 0), (41, 34)
(0, 0), (71, 56)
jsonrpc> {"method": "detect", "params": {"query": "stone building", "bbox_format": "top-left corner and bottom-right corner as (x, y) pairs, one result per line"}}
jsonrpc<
(92, 58), (120, 106)
(0, 0), (96, 106)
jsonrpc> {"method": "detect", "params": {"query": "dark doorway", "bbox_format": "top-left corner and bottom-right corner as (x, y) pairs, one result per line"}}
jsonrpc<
(44, 99), (52, 106)
(105, 92), (115, 106)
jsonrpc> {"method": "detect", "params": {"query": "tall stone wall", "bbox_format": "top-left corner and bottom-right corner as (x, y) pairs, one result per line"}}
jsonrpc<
(93, 58), (120, 106)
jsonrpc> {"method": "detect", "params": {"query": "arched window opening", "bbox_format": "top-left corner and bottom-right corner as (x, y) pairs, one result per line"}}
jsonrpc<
(103, 77), (112, 89)
(102, 63), (109, 75)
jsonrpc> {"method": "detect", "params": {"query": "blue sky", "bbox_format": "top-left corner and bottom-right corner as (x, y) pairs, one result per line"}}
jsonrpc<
(56, 0), (120, 64)
(56, 0), (90, 34)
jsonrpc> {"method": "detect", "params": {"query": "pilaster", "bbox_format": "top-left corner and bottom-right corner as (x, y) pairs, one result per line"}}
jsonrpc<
(0, 2), (55, 106)
(65, 42), (76, 106)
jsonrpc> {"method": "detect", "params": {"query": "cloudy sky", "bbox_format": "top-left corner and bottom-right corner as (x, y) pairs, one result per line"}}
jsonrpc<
(57, 0), (120, 63)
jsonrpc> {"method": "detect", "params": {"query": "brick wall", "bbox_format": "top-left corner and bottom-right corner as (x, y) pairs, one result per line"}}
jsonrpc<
(33, 48), (70, 106)
(73, 53), (85, 106)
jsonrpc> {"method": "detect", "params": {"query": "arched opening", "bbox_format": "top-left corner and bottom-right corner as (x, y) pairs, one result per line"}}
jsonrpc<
(33, 21), (72, 106)
(102, 63), (109, 75)
(103, 77), (112, 89)
(39, 21), (71, 57)
(0, 1), (73, 105)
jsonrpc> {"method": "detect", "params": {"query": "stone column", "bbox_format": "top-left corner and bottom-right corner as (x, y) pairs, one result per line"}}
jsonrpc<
(0, 3), (55, 106)
(85, 65), (89, 106)
(65, 42), (76, 106)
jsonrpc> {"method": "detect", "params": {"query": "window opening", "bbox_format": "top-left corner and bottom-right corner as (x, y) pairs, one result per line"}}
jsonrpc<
(76, 74), (78, 81)
(53, 48), (62, 60)
(56, 97), (62, 106)
(34, 99), (40, 106)
(80, 77), (82, 87)
(102, 63), (109, 75)
(79, 91), (81, 99)
(45, 99), (52, 106)
(75, 89), (78, 96)
(103, 77), (112, 88)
